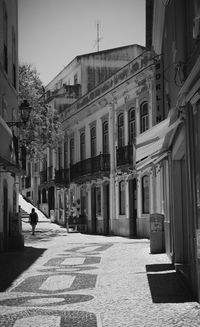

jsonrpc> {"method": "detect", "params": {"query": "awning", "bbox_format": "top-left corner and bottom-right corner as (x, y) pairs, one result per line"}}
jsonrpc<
(136, 109), (183, 170)
(0, 116), (20, 173)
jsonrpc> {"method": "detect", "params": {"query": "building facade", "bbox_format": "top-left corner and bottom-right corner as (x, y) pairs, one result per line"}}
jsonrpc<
(0, 0), (24, 251)
(24, 45), (146, 222)
(60, 50), (156, 237)
(146, 0), (200, 301)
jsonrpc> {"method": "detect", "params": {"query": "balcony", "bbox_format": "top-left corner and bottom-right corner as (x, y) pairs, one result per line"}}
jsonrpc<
(40, 169), (47, 184)
(116, 144), (133, 171)
(55, 168), (70, 186)
(70, 153), (110, 183)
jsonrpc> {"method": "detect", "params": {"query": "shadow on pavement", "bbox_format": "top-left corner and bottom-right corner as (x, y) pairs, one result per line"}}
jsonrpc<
(0, 246), (46, 292)
(22, 223), (68, 244)
(146, 263), (195, 303)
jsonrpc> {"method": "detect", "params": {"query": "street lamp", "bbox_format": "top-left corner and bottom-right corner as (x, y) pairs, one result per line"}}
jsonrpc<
(7, 100), (32, 127)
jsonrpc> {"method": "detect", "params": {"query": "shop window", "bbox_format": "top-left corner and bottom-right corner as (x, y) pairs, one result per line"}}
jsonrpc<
(118, 113), (124, 148)
(140, 102), (149, 133)
(128, 108), (136, 143)
(142, 175), (150, 214)
(103, 121), (109, 153)
(119, 181), (126, 215)
(96, 187), (101, 216)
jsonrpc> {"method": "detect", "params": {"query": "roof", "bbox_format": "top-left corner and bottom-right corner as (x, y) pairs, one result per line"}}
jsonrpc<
(45, 43), (146, 88)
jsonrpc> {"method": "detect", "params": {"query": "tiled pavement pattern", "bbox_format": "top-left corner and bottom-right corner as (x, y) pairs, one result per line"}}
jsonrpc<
(1, 219), (200, 326)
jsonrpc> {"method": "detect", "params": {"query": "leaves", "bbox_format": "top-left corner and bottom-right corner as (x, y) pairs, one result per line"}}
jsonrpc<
(19, 63), (62, 159)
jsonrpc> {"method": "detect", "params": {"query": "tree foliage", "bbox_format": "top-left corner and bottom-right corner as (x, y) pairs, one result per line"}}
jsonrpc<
(19, 63), (62, 158)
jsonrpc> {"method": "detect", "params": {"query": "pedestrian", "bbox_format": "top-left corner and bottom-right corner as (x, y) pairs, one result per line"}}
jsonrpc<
(29, 208), (38, 235)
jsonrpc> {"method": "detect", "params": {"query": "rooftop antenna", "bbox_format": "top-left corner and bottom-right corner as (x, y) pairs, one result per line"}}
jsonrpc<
(94, 20), (102, 52)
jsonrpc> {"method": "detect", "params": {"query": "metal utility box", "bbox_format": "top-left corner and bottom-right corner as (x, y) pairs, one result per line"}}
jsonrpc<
(150, 213), (165, 254)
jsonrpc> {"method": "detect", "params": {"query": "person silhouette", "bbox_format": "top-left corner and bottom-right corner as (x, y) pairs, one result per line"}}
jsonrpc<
(29, 208), (38, 235)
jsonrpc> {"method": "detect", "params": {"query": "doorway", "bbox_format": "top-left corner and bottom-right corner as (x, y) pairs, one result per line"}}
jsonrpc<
(129, 178), (137, 237)
(91, 186), (96, 233)
(48, 186), (55, 216)
(103, 183), (110, 235)
(3, 184), (8, 250)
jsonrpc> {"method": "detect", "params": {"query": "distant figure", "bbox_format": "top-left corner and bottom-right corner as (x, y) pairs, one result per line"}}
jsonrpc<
(29, 208), (38, 235)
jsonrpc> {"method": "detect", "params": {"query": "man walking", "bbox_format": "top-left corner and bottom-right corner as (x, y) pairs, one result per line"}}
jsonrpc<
(29, 208), (38, 235)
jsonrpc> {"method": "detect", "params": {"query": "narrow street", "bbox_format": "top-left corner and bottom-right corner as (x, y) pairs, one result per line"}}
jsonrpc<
(0, 207), (200, 326)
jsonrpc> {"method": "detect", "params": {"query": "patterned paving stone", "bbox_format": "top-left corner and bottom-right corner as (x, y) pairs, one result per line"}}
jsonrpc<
(38, 266), (97, 273)
(39, 275), (75, 291)
(0, 310), (97, 327)
(11, 273), (97, 293)
(0, 294), (93, 307)
(44, 256), (101, 267)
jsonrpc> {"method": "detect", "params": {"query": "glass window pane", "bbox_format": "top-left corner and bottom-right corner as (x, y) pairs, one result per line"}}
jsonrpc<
(119, 181), (126, 215)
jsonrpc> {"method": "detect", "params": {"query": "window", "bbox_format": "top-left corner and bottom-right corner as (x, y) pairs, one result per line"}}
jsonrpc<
(118, 113), (124, 148)
(74, 73), (78, 85)
(49, 148), (53, 166)
(3, 2), (8, 73)
(80, 132), (86, 160)
(142, 175), (150, 214)
(70, 138), (74, 165)
(96, 187), (101, 216)
(140, 102), (149, 133)
(58, 146), (62, 169)
(91, 126), (96, 157)
(64, 140), (68, 169)
(128, 108), (136, 143)
(12, 27), (16, 88)
(103, 121), (109, 153)
(119, 181), (126, 215)
(42, 189), (46, 203)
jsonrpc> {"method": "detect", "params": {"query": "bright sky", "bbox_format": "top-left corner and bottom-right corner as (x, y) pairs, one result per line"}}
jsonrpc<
(18, 0), (145, 86)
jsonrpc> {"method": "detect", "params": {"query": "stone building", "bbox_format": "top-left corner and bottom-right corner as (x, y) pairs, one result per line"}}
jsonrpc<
(0, 0), (24, 251)
(26, 45), (146, 222)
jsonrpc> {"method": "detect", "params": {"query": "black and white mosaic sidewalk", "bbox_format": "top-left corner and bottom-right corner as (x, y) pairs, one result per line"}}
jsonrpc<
(0, 219), (200, 326)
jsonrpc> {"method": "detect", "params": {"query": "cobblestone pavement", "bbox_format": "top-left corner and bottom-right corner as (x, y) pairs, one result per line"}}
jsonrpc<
(0, 217), (200, 326)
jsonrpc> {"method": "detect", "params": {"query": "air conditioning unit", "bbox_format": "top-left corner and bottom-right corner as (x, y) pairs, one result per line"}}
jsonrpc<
(193, 16), (200, 39)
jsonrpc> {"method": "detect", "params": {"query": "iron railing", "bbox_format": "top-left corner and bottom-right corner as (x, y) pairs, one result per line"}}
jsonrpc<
(116, 144), (133, 167)
(70, 153), (110, 181)
(55, 168), (70, 186)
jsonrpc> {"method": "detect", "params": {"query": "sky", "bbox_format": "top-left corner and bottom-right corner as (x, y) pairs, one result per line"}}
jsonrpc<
(18, 0), (146, 86)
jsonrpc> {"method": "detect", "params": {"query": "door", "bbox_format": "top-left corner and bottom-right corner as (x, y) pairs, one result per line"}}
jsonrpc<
(103, 183), (110, 235)
(3, 185), (8, 250)
(48, 186), (55, 216)
(91, 186), (96, 233)
(129, 178), (137, 236)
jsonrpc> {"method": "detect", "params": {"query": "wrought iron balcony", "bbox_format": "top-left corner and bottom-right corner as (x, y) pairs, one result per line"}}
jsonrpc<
(116, 144), (133, 169)
(55, 168), (70, 186)
(70, 153), (110, 183)
(40, 169), (47, 183)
